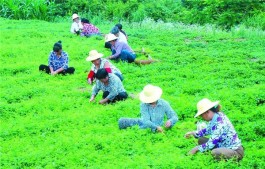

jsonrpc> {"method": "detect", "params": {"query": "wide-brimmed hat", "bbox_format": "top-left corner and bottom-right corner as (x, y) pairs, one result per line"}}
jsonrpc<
(72, 13), (79, 20)
(139, 84), (162, 103)
(86, 50), (103, 61)
(105, 33), (118, 42)
(194, 98), (220, 118)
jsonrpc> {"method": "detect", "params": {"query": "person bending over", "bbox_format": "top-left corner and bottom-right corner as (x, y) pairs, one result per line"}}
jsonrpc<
(89, 68), (127, 104)
(86, 50), (123, 84)
(105, 34), (156, 65)
(118, 84), (178, 133)
(185, 98), (244, 161)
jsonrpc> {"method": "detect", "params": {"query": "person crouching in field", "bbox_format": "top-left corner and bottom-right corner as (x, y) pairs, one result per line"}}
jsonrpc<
(105, 34), (156, 65)
(185, 98), (244, 161)
(115, 23), (128, 40)
(105, 23), (128, 49)
(39, 41), (75, 75)
(80, 18), (101, 37)
(86, 50), (123, 84)
(111, 26), (127, 44)
(89, 68), (128, 104)
(70, 13), (83, 35)
(118, 84), (178, 133)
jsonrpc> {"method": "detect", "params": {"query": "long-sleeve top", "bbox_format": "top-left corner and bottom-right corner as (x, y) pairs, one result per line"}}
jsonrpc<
(70, 21), (83, 33)
(81, 23), (100, 36)
(195, 112), (242, 152)
(139, 99), (178, 131)
(87, 58), (122, 80)
(48, 51), (68, 71)
(92, 74), (126, 100)
(111, 41), (134, 58)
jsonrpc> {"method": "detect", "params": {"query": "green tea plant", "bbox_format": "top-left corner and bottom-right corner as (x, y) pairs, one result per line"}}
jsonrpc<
(0, 17), (264, 168)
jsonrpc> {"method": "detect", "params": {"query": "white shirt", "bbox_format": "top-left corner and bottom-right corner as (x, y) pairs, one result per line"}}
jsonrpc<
(117, 32), (128, 44)
(70, 21), (83, 33)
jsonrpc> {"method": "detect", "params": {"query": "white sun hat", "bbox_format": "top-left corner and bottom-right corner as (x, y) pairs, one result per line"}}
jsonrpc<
(86, 50), (103, 61)
(72, 13), (79, 20)
(194, 98), (220, 118)
(105, 33), (118, 42)
(139, 84), (163, 103)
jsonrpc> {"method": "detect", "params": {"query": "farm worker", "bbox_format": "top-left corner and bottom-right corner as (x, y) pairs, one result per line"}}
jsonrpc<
(80, 18), (101, 37)
(89, 68), (128, 104)
(185, 98), (244, 161)
(105, 34), (156, 65)
(86, 50), (123, 84)
(39, 41), (75, 75)
(104, 24), (128, 49)
(115, 23), (128, 40)
(70, 13), (83, 34)
(111, 26), (128, 44)
(118, 84), (178, 133)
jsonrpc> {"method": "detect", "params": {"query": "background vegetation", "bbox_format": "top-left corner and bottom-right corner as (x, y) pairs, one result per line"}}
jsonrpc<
(0, 16), (264, 168)
(0, 0), (265, 29)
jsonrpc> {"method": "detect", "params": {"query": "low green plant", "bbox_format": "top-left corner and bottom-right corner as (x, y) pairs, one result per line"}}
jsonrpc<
(0, 18), (264, 168)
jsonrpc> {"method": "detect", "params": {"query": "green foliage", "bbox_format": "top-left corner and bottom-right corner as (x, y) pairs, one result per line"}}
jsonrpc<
(0, 0), (57, 20)
(0, 0), (265, 29)
(0, 18), (265, 168)
(180, 0), (265, 29)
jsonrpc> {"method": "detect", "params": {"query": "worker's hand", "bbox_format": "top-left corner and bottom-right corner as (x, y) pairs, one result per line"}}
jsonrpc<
(165, 120), (171, 128)
(87, 78), (92, 84)
(156, 126), (164, 133)
(184, 131), (196, 139)
(188, 146), (199, 155)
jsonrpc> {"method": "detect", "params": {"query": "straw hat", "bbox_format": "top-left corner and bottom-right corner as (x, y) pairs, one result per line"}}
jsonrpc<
(139, 84), (162, 103)
(105, 33), (118, 42)
(72, 13), (79, 20)
(194, 98), (220, 118)
(86, 50), (103, 61)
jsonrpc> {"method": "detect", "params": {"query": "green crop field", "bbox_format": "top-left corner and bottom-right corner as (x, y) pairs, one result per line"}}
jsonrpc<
(0, 18), (264, 168)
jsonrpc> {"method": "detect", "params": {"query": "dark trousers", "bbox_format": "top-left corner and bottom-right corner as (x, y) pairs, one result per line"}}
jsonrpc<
(103, 91), (128, 103)
(39, 64), (75, 75)
(105, 42), (112, 49)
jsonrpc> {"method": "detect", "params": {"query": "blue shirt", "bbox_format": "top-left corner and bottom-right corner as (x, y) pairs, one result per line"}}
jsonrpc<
(48, 51), (69, 71)
(139, 99), (178, 131)
(92, 74), (126, 100)
(195, 112), (242, 152)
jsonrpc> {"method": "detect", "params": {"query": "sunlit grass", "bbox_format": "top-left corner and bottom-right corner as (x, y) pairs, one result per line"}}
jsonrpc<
(0, 17), (265, 168)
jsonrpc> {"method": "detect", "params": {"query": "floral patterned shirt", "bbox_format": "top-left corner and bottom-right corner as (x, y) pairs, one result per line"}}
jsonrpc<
(195, 112), (242, 152)
(48, 51), (68, 71)
(139, 99), (178, 131)
(92, 74), (126, 100)
(81, 23), (99, 36)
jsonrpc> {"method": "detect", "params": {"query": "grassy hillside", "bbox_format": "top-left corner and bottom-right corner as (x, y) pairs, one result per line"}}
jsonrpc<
(0, 18), (264, 168)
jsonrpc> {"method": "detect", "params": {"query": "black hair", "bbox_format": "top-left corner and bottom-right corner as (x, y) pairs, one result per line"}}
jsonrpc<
(95, 68), (108, 80)
(81, 18), (90, 24)
(53, 40), (62, 52)
(115, 23), (122, 30)
(209, 104), (221, 113)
